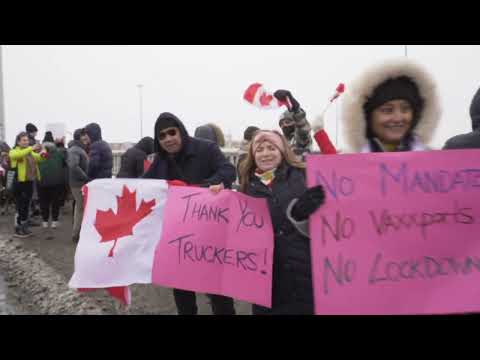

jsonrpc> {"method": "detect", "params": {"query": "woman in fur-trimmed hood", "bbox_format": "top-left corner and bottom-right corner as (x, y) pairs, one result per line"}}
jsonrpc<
(341, 58), (442, 153)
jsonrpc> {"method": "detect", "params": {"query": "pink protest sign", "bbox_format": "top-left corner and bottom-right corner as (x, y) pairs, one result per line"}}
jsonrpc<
(152, 187), (274, 307)
(306, 149), (480, 315)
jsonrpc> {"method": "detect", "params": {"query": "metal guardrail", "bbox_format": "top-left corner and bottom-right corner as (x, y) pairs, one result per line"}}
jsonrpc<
(112, 148), (241, 176)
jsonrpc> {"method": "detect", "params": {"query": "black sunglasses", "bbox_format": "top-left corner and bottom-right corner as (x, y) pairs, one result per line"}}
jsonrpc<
(158, 128), (178, 141)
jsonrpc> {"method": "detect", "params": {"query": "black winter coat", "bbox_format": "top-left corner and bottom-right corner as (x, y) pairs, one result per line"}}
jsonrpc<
(443, 87), (480, 150)
(117, 137), (154, 179)
(85, 123), (113, 180)
(143, 113), (236, 188)
(244, 164), (314, 315)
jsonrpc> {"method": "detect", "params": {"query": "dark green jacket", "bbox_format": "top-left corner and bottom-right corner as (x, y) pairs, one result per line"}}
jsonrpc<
(38, 142), (66, 187)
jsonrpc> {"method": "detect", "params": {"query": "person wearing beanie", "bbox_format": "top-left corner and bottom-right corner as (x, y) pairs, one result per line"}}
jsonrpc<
(443, 86), (480, 150)
(116, 136), (154, 178)
(237, 130), (326, 314)
(67, 128), (90, 243)
(42, 131), (55, 144)
(26, 123), (39, 146)
(38, 131), (67, 229)
(84, 123), (113, 180)
(341, 58), (441, 153)
(143, 112), (237, 315)
(274, 90), (313, 157)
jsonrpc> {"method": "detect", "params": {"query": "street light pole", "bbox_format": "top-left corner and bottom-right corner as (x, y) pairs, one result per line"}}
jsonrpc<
(404, 45), (408, 57)
(0, 45), (5, 141)
(137, 84), (144, 139)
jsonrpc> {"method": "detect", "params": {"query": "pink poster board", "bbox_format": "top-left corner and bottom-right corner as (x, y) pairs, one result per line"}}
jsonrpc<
(152, 187), (274, 307)
(306, 149), (480, 314)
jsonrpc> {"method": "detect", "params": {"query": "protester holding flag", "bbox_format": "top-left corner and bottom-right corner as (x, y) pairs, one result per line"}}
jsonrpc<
(117, 136), (154, 178)
(341, 58), (441, 153)
(143, 112), (237, 315)
(9, 132), (47, 238)
(238, 130), (325, 315)
(243, 83), (337, 155)
(273, 90), (313, 157)
(67, 128), (90, 243)
(443, 86), (480, 149)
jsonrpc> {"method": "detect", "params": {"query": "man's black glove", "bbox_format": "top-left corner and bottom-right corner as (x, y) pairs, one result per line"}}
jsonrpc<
(291, 185), (326, 221)
(273, 89), (300, 113)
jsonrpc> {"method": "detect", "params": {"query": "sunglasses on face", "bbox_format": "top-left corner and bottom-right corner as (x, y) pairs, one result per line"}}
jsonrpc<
(158, 128), (178, 141)
(280, 119), (294, 128)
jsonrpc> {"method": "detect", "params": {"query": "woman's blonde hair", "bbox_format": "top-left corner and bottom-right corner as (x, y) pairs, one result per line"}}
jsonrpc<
(238, 130), (305, 193)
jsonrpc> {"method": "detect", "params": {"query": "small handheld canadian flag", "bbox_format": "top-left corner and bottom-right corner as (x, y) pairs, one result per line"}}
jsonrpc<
(243, 83), (290, 110)
(321, 83), (346, 116)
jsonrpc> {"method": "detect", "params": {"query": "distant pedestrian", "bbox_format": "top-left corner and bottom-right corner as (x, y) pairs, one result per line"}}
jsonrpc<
(37, 132), (67, 228)
(9, 132), (47, 238)
(194, 123), (226, 147)
(85, 123), (113, 180)
(117, 137), (154, 178)
(67, 128), (90, 243)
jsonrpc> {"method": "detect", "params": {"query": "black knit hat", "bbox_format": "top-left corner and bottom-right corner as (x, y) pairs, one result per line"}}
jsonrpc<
(26, 123), (38, 133)
(364, 76), (424, 116)
(42, 131), (55, 143)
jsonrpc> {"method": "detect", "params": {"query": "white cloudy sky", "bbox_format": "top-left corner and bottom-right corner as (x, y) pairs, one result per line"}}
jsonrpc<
(2, 45), (479, 149)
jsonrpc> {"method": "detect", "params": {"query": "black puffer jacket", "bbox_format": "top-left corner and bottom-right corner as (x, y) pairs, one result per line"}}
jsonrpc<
(143, 113), (236, 187)
(85, 123), (113, 180)
(244, 164), (314, 315)
(443, 87), (480, 150)
(116, 137), (154, 178)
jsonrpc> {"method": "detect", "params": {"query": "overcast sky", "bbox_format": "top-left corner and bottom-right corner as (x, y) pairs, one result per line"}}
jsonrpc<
(2, 45), (479, 149)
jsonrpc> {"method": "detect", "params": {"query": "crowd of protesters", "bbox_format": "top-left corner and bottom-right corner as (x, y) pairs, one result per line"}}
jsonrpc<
(2, 57), (480, 315)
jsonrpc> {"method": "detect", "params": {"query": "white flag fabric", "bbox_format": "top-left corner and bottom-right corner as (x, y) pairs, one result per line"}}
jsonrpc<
(68, 179), (169, 289)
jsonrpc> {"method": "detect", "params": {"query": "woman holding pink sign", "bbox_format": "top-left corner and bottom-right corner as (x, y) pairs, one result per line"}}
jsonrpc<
(238, 130), (325, 315)
(341, 58), (441, 153)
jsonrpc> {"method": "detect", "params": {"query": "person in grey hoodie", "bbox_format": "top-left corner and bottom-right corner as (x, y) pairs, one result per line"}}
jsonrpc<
(67, 128), (90, 243)
(443, 87), (480, 150)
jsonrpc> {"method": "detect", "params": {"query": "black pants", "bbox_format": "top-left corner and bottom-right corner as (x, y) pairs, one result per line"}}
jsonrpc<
(14, 181), (33, 225)
(38, 184), (63, 222)
(173, 289), (236, 315)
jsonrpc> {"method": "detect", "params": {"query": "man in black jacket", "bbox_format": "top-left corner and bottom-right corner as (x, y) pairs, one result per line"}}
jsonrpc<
(143, 112), (237, 315)
(117, 137), (154, 178)
(85, 123), (113, 180)
(443, 87), (480, 150)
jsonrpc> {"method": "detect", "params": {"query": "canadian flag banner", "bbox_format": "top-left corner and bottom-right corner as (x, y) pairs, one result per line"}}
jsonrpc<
(69, 179), (168, 290)
(69, 179), (274, 308)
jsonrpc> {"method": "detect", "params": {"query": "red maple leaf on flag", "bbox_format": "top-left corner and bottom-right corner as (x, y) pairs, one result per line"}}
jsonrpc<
(94, 185), (156, 257)
(259, 92), (274, 106)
